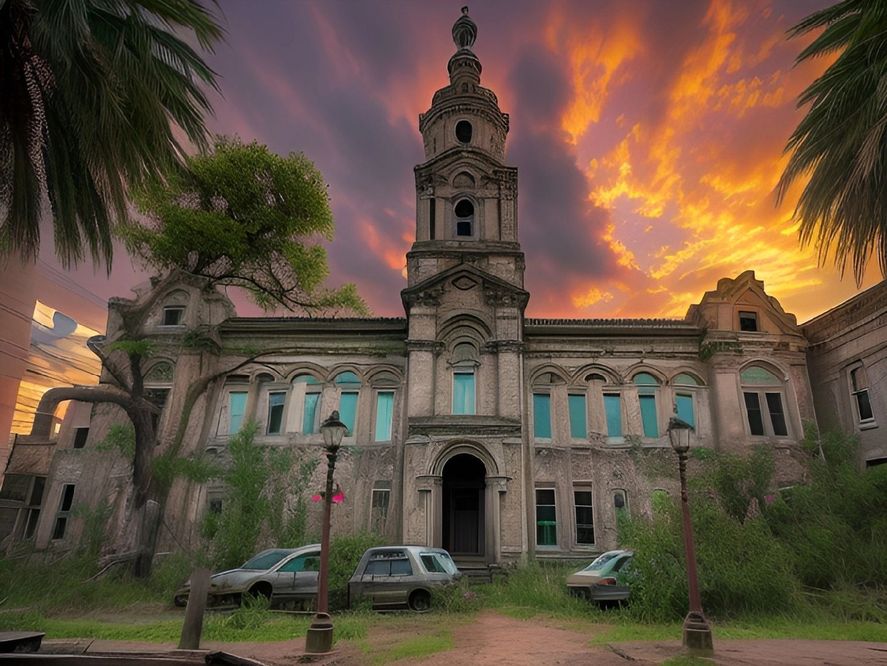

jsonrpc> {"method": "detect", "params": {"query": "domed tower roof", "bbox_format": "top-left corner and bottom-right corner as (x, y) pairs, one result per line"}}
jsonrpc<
(448, 6), (481, 85)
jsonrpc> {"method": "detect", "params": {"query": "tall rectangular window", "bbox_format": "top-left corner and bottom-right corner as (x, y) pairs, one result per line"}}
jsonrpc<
(568, 394), (587, 439)
(266, 392), (286, 434)
(765, 392), (788, 436)
(744, 392), (765, 436)
(453, 371), (476, 415)
(851, 366), (874, 423)
(533, 393), (551, 439)
(639, 394), (659, 437)
(52, 484), (75, 540)
(228, 391), (247, 435)
(675, 394), (695, 429)
(374, 391), (394, 441)
(339, 391), (359, 436)
(604, 394), (622, 437)
(535, 488), (557, 547)
(429, 198), (436, 240)
(370, 481), (391, 533)
(574, 488), (594, 545)
(303, 393), (320, 434)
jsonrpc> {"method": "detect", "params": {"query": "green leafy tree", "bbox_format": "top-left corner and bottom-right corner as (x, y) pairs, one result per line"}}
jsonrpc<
(0, 0), (223, 266)
(777, 0), (887, 282)
(120, 137), (366, 314)
(30, 139), (365, 576)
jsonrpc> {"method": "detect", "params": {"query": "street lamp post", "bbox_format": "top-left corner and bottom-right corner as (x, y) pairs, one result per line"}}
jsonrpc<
(667, 416), (714, 655)
(305, 411), (347, 655)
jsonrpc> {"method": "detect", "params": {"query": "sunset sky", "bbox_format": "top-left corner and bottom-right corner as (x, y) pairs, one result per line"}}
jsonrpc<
(42, 0), (882, 329)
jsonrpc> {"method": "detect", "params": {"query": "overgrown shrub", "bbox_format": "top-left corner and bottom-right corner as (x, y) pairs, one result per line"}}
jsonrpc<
(432, 578), (481, 613)
(479, 562), (592, 617)
(327, 533), (385, 610)
(764, 430), (887, 589)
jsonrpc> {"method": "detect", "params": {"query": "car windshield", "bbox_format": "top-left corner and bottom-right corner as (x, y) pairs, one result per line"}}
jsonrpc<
(582, 552), (622, 572)
(420, 552), (458, 575)
(241, 549), (291, 570)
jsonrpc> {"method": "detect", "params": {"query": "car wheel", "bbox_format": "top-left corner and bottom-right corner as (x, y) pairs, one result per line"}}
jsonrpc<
(173, 594), (188, 607)
(246, 583), (272, 604)
(408, 590), (431, 613)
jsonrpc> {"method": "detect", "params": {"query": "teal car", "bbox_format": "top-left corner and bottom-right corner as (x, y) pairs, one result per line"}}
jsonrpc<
(566, 549), (633, 603)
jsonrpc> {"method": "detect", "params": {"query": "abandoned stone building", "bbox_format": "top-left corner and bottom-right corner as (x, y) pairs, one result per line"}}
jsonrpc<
(1, 8), (884, 566)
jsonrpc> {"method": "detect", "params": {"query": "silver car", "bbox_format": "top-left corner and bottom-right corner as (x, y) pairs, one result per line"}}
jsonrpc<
(347, 546), (460, 612)
(174, 545), (321, 608)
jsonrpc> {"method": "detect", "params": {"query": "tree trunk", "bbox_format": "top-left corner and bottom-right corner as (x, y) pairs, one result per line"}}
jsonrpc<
(133, 499), (161, 578)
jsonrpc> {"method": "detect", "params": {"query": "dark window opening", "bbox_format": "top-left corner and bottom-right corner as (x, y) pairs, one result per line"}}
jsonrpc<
(455, 120), (472, 144)
(738, 311), (758, 332)
(73, 427), (89, 449)
(455, 199), (474, 237)
(52, 484), (76, 540)
(851, 366), (874, 422)
(162, 306), (184, 326)
(765, 392), (788, 436)
(744, 392), (765, 436)
(267, 392), (286, 434)
(429, 197), (436, 240)
(208, 498), (223, 514)
(866, 458), (887, 468)
(574, 489), (595, 545)
(145, 388), (170, 409)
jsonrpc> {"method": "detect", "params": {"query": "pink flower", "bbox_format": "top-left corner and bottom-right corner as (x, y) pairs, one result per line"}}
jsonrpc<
(764, 494), (775, 505)
(332, 484), (346, 504)
(310, 494), (322, 503)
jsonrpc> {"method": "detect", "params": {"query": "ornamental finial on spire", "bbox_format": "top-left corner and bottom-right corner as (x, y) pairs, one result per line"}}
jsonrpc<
(452, 6), (477, 50)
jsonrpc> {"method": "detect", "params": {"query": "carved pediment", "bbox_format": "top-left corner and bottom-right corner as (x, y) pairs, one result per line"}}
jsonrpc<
(401, 263), (528, 311)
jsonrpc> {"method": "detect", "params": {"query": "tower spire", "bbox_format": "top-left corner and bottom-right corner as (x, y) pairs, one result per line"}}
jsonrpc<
(448, 6), (481, 85)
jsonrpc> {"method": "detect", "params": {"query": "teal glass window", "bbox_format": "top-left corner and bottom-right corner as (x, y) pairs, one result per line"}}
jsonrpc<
(533, 393), (551, 438)
(375, 391), (394, 441)
(633, 372), (660, 386)
(453, 371), (476, 415)
(302, 393), (319, 434)
(676, 393), (695, 428)
(568, 394), (586, 439)
(604, 394), (622, 437)
(267, 392), (286, 434)
(740, 366), (781, 385)
(228, 391), (247, 434)
(334, 371), (360, 384)
(339, 392), (358, 436)
(535, 489), (557, 546)
(639, 394), (659, 437)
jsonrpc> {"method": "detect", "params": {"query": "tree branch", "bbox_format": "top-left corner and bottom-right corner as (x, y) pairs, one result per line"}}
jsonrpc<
(31, 386), (135, 438)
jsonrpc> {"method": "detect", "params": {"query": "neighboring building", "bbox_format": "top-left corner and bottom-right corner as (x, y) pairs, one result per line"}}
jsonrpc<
(803, 281), (887, 467)
(1, 9), (883, 562)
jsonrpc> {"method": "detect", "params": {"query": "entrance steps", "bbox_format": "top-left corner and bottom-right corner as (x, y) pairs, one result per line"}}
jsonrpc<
(453, 557), (507, 585)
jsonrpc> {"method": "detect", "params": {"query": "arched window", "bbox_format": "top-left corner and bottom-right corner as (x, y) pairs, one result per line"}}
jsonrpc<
(672, 373), (704, 429)
(334, 371), (362, 436)
(633, 372), (661, 438)
(740, 365), (789, 437)
(452, 343), (478, 415)
(532, 371), (565, 440)
(370, 371), (399, 442)
(586, 372), (621, 440)
(293, 373), (322, 434)
(454, 199), (474, 237)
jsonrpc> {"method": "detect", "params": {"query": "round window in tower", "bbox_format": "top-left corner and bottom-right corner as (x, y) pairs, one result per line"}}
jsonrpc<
(455, 120), (473, 144)
(454, 199), (474, 237)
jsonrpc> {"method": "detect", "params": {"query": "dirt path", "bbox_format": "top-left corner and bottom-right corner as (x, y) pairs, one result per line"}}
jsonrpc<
(49, 612), (887, 665)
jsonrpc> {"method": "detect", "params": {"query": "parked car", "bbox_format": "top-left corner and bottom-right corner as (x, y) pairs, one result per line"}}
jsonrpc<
(566, 549), (633, 604)
(174, 545), (321, 608)
(348, 546), (461, 612)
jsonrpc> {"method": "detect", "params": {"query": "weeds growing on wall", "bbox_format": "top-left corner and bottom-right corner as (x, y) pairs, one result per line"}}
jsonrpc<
(619, 429), (887, 622)
(201, 421), (316, 569)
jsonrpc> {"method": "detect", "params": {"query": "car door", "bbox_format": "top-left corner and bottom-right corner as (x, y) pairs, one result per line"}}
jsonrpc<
(360, 558), (391, 607)
(294, 552), (320, 600)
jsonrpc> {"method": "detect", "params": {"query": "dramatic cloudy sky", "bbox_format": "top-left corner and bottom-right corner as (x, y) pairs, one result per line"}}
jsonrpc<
(42, 0), (883, 328)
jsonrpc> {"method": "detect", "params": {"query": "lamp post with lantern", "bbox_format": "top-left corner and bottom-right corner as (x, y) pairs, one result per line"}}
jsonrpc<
(305, 411), (348, 655)
(667, 415), (714, 655)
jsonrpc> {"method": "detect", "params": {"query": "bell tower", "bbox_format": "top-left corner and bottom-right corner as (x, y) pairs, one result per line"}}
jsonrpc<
(407, 6), (524, 290)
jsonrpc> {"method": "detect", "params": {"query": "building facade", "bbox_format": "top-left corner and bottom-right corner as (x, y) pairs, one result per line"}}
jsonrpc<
(1, 9), (884, 563)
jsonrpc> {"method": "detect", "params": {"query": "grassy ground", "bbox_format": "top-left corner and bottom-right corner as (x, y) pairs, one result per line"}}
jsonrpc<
(1, 556), (885, 651)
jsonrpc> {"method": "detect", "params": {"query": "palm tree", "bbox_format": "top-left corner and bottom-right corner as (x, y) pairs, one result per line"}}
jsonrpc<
(0, 0), (223, 267)
(777, 0), (887, 283)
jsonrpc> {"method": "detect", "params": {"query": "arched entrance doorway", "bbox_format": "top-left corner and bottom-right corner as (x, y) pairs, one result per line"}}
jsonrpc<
(441, 454), (485, 556)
